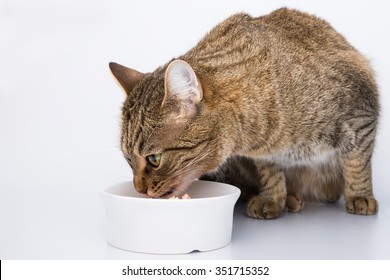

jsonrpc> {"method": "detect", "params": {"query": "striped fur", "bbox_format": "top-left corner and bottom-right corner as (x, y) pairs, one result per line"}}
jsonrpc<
(110, 8), (379, 218)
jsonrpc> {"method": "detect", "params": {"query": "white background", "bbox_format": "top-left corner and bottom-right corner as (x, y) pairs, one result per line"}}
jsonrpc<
(1, 0), (389, 259)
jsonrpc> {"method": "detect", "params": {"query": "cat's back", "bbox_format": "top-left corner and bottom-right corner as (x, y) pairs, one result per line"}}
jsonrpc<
(186, 8), (353, 61)
(183, 8), (367, 87)
(258, 8), (354, 52)
(184, 8), (376, 111)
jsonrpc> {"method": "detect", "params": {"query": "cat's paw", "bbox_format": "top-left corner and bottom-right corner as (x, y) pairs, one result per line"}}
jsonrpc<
(345, 196), (378, 215)
(247, 196), (285, 219)
(286, 193), (304, 213)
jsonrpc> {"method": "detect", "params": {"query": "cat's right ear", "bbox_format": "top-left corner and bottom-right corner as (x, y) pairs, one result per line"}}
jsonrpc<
(163, 60), (203, 119)
(109, 62), (145, 95)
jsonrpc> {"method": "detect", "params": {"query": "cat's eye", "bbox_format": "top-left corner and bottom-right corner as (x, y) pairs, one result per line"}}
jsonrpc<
(147, 153), (161, 167)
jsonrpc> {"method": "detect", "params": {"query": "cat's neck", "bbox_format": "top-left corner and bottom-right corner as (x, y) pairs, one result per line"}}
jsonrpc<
(200, 77), (282, 159)
(180, 54), (284, 158)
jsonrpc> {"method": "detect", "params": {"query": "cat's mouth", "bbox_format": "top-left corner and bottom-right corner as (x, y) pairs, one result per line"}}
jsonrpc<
(147, 188), (176, 198)
(157, 186), (185, 199)
(148, 177), (195, 198)
(161, 189), (174, 198)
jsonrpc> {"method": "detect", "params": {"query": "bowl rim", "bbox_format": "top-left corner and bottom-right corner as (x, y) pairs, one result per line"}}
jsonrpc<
(100, 180), (241, 202)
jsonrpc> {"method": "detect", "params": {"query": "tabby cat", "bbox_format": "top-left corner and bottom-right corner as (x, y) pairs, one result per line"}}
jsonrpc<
(109, 8), (379, 219)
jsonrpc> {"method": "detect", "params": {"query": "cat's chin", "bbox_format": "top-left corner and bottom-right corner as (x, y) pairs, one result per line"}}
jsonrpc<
(148, 173), (201, 198)
(160, 187), (187, 199)
(147, 185), (183, 198)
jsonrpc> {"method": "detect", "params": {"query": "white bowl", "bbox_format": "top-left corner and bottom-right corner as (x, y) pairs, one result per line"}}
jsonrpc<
(100, 180), (240, 254)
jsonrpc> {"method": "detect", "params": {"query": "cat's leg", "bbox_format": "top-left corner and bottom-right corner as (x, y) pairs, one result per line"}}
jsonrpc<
(200, 156), (259, 201)
(322, 179), (343, 203)
(284, 168), (305, 213)
(247, 162), (287, 219)
(201, 157), (287, 218)
(286, 176), (343, 212)
(343, 148), (378, 215)
(286, 193), (304, 213)
(284, 161), (344, 212)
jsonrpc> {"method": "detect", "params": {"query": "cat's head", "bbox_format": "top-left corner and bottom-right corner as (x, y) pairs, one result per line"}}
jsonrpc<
(109, 60), (221, 197)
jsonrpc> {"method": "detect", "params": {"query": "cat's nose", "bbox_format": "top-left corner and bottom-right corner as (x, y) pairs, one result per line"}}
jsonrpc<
(133, 177), (147, 194)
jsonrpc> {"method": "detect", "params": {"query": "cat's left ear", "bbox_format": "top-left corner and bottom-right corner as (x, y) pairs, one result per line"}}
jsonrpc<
(163, 59), (203, 119)
(109, 62), (145, 95)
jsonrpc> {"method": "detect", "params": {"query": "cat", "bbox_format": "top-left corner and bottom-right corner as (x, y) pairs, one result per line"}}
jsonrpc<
(109, 8), (379, 219)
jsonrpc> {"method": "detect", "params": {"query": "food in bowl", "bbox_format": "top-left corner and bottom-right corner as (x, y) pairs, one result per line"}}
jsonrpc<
(169, 193), (191, 199)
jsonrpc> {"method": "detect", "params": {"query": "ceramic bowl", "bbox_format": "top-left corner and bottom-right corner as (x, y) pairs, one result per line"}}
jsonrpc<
(100, 180), (240, 254)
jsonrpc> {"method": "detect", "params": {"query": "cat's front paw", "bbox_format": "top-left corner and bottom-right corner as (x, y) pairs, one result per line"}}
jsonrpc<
(345, 196), (378, 215)
(247, 196), (285, 219)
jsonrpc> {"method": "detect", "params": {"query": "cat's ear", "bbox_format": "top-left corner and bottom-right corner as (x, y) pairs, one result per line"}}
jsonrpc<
(163, 59), (203, 119)
(109, 62), (145, 95)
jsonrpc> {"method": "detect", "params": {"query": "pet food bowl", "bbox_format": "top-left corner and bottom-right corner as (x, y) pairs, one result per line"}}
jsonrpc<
(100, 180), (240, 254)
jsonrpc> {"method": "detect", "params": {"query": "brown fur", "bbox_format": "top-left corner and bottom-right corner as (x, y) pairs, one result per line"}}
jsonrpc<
(110, 8), (379, 219)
